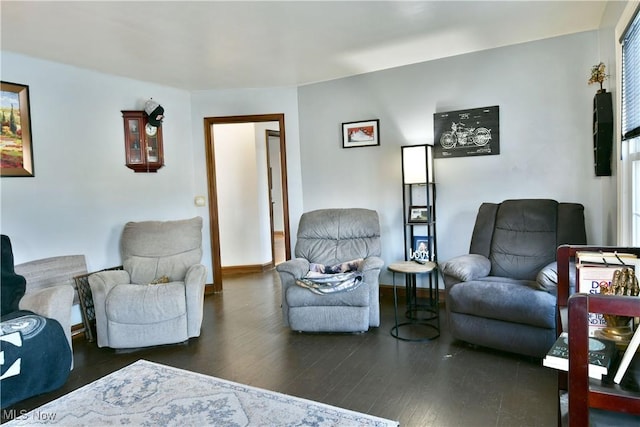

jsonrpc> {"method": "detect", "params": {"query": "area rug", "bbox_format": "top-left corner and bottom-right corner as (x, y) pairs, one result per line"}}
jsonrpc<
(5, 359), (398, 426)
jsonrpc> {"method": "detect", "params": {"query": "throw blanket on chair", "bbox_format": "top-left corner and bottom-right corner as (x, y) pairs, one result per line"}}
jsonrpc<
(296, 259), (364, 295)
(0, 311), (71, 408)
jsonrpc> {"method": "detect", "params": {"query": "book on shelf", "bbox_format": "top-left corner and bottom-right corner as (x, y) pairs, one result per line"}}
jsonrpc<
(543, 332), (618, 380)
(613, 326), (640, 384)
(576, 264), (622, 334)
(576, 251), (639, 335)
(575, 250), (639, 267)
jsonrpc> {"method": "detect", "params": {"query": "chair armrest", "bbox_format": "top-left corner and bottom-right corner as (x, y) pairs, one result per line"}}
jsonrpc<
(19, 284), (74, 352)
(441, 254), (491, 282)
(276, 258), (310, 279)
(360, 256), (384, 288)
(275, 258), (310, 328)
(184, 264), (207, 338)
(88, 270), (131, 297)
(536, 261), (558, 293)
(360, 256), (384, 272)
(539, 259), (579, 295)
(185, 264), (207, 287)
(88, 270), (131, 347)
(19, 284), (73, 320)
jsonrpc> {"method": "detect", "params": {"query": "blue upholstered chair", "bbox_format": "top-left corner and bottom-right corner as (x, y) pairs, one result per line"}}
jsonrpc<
(441, 199), (587, 358)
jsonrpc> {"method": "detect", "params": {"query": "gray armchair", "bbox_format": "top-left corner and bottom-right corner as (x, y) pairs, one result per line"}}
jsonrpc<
(89, 217), (207, 349)
(276, 208), (384, 332)
(441, 199), (586, 358)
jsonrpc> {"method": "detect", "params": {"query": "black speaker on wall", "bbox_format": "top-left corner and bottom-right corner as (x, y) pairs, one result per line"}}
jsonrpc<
(593, 91), (613, 177)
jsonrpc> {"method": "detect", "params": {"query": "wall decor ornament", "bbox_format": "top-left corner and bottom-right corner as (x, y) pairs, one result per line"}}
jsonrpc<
(122, 110), (164, 173)
(0, 81), (34, 177)
(144, 98), (164, 126)
(433, 105), (499, 159)
(588, 62), (610, 93)
(342, 119), (380, 148)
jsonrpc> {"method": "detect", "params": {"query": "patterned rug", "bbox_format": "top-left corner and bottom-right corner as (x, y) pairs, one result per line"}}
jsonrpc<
(5, 360), (398, 426)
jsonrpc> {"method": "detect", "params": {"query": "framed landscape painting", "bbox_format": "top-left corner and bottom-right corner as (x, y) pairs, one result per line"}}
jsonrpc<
(1, 81), (34, 177)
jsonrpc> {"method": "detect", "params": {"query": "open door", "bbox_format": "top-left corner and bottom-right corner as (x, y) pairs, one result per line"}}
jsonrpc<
(203, 114), (291, 292)
(266, 130), (286, 266)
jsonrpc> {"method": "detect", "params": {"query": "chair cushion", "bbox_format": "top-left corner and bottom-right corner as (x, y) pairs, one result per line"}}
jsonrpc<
(121, 217), (203, 284)
(448, 278), (556, 329)
(106, 282), (186, 324)
(489, 200), (558, 280)
(295, 209), (381, 265)
(286, 281), (370, 308)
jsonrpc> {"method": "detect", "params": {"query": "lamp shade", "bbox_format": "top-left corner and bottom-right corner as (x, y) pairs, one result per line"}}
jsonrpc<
(402, 144), (433, 184)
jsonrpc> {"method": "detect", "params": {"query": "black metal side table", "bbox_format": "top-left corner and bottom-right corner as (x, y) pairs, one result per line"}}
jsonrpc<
(73, 265), (123, 342)
(388, 260), (440, 341)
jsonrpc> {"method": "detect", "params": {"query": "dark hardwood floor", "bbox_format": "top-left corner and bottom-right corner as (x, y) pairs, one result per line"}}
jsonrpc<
(3, 270), (559, 426)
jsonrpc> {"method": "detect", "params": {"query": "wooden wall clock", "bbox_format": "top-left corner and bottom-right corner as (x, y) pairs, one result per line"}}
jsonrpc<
(121, 110), (164, 173)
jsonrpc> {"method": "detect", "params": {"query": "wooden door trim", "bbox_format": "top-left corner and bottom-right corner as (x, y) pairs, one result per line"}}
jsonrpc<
(203, 114), (291, 292)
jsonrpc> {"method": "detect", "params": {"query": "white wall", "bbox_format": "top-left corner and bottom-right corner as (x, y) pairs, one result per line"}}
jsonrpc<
(0, 52), (199, 272)
(297, 31), (615, 287)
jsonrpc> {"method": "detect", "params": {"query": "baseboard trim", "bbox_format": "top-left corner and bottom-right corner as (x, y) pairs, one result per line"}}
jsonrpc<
(379, 283), (445, 304)
(221, 263), (273, 276)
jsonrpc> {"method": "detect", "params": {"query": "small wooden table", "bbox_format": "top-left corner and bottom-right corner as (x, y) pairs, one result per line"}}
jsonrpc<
(388, 260), (440, 341)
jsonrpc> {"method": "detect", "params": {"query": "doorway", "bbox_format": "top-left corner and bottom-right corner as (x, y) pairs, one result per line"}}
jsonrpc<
(203, 114), (291, 292)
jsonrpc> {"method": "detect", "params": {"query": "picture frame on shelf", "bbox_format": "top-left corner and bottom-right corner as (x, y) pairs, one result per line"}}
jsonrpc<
(1, 81), (34, 177)
(412, 235), (430, 253)
(342, 119), (380, 148)
(408, 205), (430, 223)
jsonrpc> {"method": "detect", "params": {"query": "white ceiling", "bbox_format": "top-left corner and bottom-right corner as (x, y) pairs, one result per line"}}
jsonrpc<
(1, 1), (609, 91)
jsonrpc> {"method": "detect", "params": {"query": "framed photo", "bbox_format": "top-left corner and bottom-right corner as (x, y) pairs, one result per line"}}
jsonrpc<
(412, 235), (430, 254)
(408, 205), (430, 223)
(1, 81), (34, 177)
(342, 119), (379, 148)
(433, 105), (500, 159)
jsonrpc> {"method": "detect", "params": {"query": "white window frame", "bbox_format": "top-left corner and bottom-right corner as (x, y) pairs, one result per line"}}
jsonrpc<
(616, 2), (640, 246)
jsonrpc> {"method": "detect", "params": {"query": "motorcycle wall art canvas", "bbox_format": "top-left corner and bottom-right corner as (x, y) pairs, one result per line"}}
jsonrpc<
(433, 105), (500, 159)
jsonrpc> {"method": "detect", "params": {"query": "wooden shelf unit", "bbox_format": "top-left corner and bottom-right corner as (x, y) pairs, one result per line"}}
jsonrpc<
(556, 245), (640, 425)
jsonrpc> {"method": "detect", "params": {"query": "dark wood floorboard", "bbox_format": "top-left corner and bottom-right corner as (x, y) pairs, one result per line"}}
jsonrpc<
(2, 270), (559, 426)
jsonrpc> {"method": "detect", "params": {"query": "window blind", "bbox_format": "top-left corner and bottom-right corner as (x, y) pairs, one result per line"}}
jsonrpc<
(622, 9), (640, 141)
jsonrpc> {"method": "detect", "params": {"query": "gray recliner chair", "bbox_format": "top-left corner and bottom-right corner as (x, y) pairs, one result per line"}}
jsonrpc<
(89, 217), (207, 349)
(276, 208), (384, 332)
(441, 199), (586, 358)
